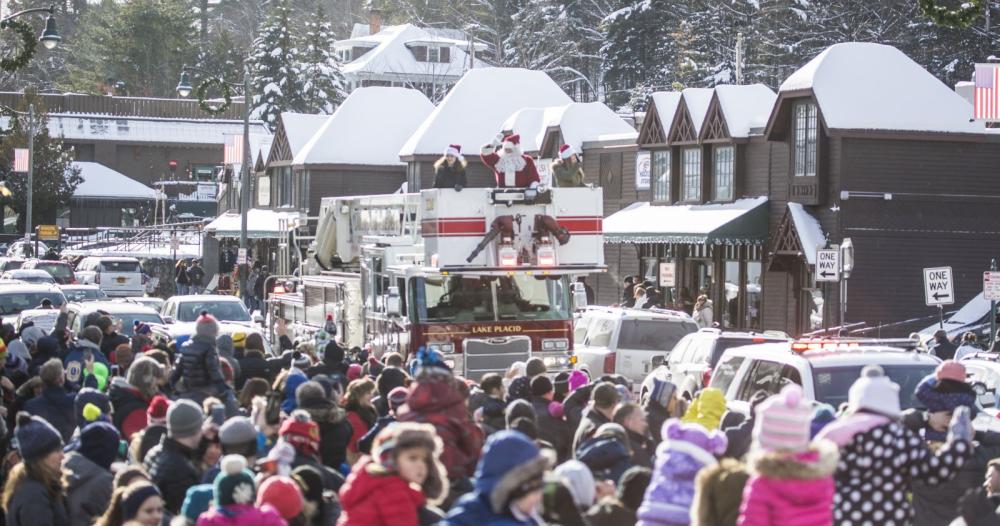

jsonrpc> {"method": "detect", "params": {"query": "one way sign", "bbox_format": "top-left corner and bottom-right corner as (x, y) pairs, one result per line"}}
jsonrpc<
(924, 266), (955, 307)
(816, 248), (840, 282)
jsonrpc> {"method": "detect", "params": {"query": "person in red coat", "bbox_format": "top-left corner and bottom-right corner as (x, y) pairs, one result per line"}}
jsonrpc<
(338, 422), (448, 526)
(480, 133), (541, 188)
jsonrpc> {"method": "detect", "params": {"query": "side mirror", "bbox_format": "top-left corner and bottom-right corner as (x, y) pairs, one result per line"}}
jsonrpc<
(980, 392), (997, 408)
(386, 286), (401, 318)
(571, 282), (588, 310)
(162, 316), (174, 324)
(253, 312), (264, 325)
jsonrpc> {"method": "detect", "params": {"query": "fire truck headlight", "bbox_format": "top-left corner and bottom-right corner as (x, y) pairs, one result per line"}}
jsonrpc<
(541, 338), (569, 351)
(543, 355), (570, 367)
(427, 342), (454, 354)
(444, 359), (456, 369)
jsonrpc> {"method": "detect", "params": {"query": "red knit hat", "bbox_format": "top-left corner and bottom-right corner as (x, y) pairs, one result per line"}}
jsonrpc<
(559, 144), (575, 159)
(147, 395), (170, 425)
(347, 363), (363, 381)
(279, 411), (320, 458)
(256, 476), (303, 520)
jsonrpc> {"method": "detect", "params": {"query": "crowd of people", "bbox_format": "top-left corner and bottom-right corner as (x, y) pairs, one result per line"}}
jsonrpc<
(0, 298), (998, 525)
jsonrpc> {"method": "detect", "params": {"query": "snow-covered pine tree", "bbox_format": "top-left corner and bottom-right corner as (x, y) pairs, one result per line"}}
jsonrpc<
(249, 0), (306, 130)
(297, 6), (347, 114)
(601, 0), (680, 109)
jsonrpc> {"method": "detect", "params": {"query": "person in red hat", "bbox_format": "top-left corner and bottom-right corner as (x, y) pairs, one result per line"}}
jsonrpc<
(434, 144), (468, 190)
(552, 144), (586, 187)
(480, 133), (540, 188)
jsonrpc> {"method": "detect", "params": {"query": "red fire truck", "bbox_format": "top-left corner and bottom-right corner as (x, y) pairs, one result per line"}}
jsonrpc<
(271, 186), (605, 380)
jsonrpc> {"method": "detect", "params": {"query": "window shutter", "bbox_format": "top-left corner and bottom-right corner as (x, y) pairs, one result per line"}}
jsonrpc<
(440, 46), (450, 63)
(412, 45), (427, 62)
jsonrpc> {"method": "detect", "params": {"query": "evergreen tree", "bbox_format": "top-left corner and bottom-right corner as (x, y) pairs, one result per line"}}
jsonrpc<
(297, 6), (346, 114)
(601, 0), (680, 109)
(0, 103), (81, 233)
(195, 27), (247, 88)
(249, 0), (306, 130)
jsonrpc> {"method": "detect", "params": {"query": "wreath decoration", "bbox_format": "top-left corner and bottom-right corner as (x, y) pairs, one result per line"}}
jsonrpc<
(196, 76), (232, 116)
(918, 0), (983, 28)
(0, 19), (37, 73)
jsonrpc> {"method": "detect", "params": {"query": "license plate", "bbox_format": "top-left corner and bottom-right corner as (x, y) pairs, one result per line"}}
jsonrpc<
(116, 277), (125, 284)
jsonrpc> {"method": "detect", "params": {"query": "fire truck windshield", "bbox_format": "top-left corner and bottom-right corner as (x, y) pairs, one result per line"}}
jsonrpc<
(413, 275), (572, 323)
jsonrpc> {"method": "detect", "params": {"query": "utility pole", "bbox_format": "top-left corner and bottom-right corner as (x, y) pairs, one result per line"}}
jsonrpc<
(735, 32), (745, 85)
(992, 258), (998, 348)
(25, 104), (34, 241)
(238, 66), (251, 304)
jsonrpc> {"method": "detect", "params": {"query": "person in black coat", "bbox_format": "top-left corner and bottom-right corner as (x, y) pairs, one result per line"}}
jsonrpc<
(529, 375), (572, 461)
(24, 359), (77, 442)
(433, 146), (468, 190)
(933, 329), (958, 360)
(306, 340), (348, 380)
(613, 402), (655, 469)
(4, 413), (70, 526)
(143, 399), (204, 514)
(295, 381), (353, 471)
(170, 313), (227, 397)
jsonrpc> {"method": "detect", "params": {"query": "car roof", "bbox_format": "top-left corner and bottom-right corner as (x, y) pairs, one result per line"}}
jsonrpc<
(172, 295), (242, 303)
(722, 341), (940, 368)
(6, 269), (52, 276)
(58, 284), (101, 290)
(690, 329), (789, 341)
(581, 306), (692, 321)
(24, 259), (69, 265)
(17, 309), (58, 318)
(69, 301), (160, 315)
(0, 283), (62, 293)
(83, 256), (139, 262)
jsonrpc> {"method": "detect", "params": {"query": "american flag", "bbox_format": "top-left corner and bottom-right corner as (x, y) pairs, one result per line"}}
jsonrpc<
(975, 64), (1000, 121)
(12, 149), (28, 173)
(223, 134), (243, 165)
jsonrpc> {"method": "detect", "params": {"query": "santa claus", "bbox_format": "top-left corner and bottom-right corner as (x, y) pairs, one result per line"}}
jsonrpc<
(480, 133), (540, 188)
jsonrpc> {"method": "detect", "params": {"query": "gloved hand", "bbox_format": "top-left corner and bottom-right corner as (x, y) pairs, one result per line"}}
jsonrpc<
(493, 132), (505, 147)
(948, 405), (973, 443)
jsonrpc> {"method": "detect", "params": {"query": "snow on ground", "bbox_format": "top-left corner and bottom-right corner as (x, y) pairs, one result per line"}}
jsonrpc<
(399, 67), (573, 158)
(781, 42), (987, 134)
(295, 87), (434, 166)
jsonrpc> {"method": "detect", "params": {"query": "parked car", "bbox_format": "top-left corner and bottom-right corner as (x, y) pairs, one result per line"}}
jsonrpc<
(14, 308), (60, 333)
(709, 339), (940, 417)
(639, 329), (790, 402)
(151, 321), (273, 356)
(0, 283), (66, 325)
(74, 256), (145, 297)
(0, 269), (56, 284)
(0, 258), (25, 272)
(160, 294), (258, 326)
(954, 352), (1000, 431)
(65, 301), (164, 338)
(122, 296), (164, 311)
(21, 259), (76, 285)
(59, 284), (108, 303)
(6, 240), (47, 259)
(572, 306), (698, 385)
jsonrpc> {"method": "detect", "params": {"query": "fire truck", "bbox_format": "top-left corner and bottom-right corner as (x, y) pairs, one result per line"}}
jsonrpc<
(270, 186), (605, 380)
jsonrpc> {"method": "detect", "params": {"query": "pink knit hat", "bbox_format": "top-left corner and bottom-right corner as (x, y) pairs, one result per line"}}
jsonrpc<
(753, 384), (812, 452)
(568, 370), (588, 392)
(347, 363), (363, 381)
(936, 360), (966, 383)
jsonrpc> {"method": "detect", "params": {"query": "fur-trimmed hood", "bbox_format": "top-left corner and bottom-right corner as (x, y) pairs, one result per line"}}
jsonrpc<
(298, 398), (346, 424)
(748, 439), (839, 480)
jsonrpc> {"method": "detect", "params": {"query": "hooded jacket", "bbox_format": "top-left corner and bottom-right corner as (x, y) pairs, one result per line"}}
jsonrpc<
(24, 386), (76, 442)
(4, 477), (70, 526)
(692, 458), (749, 526)
(577, 435), (632, 484)
(338, 458), (426, 526)
(144, 436), (201, 514)
(63, 451), (113, 526)
(298, 396), (353, 470)
(398, 376), (484, 481)
(108, 378), (149, 440)
(171, 337), (225, 392)
(62, 339), (107, 390)
(737, 440), (838, 526)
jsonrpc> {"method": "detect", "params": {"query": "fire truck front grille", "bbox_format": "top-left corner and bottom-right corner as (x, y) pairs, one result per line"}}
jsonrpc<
(462, 336), (531, 381)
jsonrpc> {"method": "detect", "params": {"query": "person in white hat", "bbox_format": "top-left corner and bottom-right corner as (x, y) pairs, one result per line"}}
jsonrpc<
(434, 144), (468, 190)
(551, 144), (585, 187)
(814, 365), (973, 526)
(481, 133), (540, 188)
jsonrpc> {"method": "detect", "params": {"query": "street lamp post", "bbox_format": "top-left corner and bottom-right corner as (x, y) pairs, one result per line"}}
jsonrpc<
(177, 65), (253, 302)
(840, 237), (855, 330)
(0, 5), (61, 73)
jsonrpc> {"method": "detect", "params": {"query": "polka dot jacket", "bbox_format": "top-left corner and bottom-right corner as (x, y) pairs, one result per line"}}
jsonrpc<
(832, 420), (970, 526)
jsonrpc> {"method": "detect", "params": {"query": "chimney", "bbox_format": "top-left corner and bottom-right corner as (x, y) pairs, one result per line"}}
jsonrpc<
(368, 4), (382, 35)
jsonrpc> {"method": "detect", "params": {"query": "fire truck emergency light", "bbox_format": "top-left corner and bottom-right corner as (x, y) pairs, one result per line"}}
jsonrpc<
(498, 245), (518, 267)
(537, 245), (556, 267)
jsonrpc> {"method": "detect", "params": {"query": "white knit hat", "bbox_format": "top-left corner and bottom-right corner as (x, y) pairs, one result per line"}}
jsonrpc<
(847, 365), (900, 418)
(753, 384), (812, 452)
(553, 460), (595, 509)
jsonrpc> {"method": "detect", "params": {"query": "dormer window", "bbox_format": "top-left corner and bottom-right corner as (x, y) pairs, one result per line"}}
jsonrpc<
(793, 102), (817, 177)
(681, 147), (702, 202)
(713, 145), (734, 201)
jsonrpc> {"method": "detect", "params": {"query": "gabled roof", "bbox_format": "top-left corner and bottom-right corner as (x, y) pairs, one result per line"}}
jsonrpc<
(72, 162), (156, 199)
(337, 24), (486, 79)
(682, 88), (714, 137)
(399, 68), (573, 158)
(776, 42), (987, 134)
(502, 102), (636, 155)
(267, 113), (329, 165)
(294, 87), (434, 166)
(713, 84), (777, 138)
(638, 92), (681, 146)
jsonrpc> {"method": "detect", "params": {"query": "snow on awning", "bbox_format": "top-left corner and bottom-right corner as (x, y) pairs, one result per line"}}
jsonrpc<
(72, 161), (156, 200)
(787, 202), (826, 265)
(204, 209), (301, 239)
(604, 197), (768, 245)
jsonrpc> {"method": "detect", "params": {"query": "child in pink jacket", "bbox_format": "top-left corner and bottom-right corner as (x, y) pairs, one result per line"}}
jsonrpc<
(737, 384), (838, 526)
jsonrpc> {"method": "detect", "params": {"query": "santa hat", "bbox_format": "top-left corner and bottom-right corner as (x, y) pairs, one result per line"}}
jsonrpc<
(445, 144), (463, 159)
(559, 144), (575, 160)
(279, 410), (320, 458)
(147, 395), (170, 426)
(502, 134), (521, 151)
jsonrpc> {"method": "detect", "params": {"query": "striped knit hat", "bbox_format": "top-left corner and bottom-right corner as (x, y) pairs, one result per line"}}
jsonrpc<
(753, 384), (812, 452)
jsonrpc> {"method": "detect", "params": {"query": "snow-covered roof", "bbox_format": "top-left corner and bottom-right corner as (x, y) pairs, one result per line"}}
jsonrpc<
(71, 162), (157, 200)
(780, 42), (987, 134)
(400, 68), (573, 158)
(714, 84), (777, 137)
(204, 209), (301, 239)
(5, 114), (270, 146)
(279, 113), (330, 157)
(294, 87), (434, 166)
(337, 24), (486, 79)
(681, 88), (714, 136)
(648, 92), (682, 133)
(501, 102), (636, 155)
(787, 202), (826, 265)
(604, 196), (768, 245)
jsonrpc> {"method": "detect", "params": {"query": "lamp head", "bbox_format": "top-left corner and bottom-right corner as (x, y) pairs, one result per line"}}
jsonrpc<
(176, 70), (193, 98)
(39, 15), (59, 50)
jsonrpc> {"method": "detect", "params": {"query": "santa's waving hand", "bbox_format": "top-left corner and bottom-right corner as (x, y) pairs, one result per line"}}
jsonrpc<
(481, 133), (540, 188)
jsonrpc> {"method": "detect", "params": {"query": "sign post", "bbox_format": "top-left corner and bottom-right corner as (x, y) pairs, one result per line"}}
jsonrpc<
(985, 260), (1000, 346)
(816, 247), (840, 333)
(658, 261), (676, 288)
(924, 266), (955, 328)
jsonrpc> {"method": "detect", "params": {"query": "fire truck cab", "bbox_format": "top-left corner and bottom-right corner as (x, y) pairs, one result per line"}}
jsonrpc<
(276, 186), (605, 380)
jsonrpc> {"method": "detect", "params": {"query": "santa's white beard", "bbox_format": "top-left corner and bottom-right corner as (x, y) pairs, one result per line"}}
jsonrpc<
(496, 151), (527, 186)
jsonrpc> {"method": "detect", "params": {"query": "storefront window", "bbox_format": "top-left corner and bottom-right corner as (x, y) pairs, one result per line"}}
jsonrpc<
(747, 262), (761, 330)
(652, 150), (670, 202)
(681, 147), (701, 201)
(258, 175), (271, 207)
(713, 145), (734, 201)
(723, 260), (740, 328)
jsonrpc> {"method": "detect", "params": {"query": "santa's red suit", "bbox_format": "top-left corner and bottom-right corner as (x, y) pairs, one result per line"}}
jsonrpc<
(480, 134), (540, 188)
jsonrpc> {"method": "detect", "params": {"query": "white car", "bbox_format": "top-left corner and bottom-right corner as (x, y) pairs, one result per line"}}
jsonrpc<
(59, 284), (108, 303)
(65, 301), (164, 337)
(6, 240), (47, 259)
(710, 339), (940, 416)
(74, 257), (145, 297)
(160, 294), (259, 326)
(151, 321), (273, 356)
(1, 269), (56, 285)
(572, 306), (698, 385)
(14, 308), (60, 333)
(0, 283), (66, 326)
